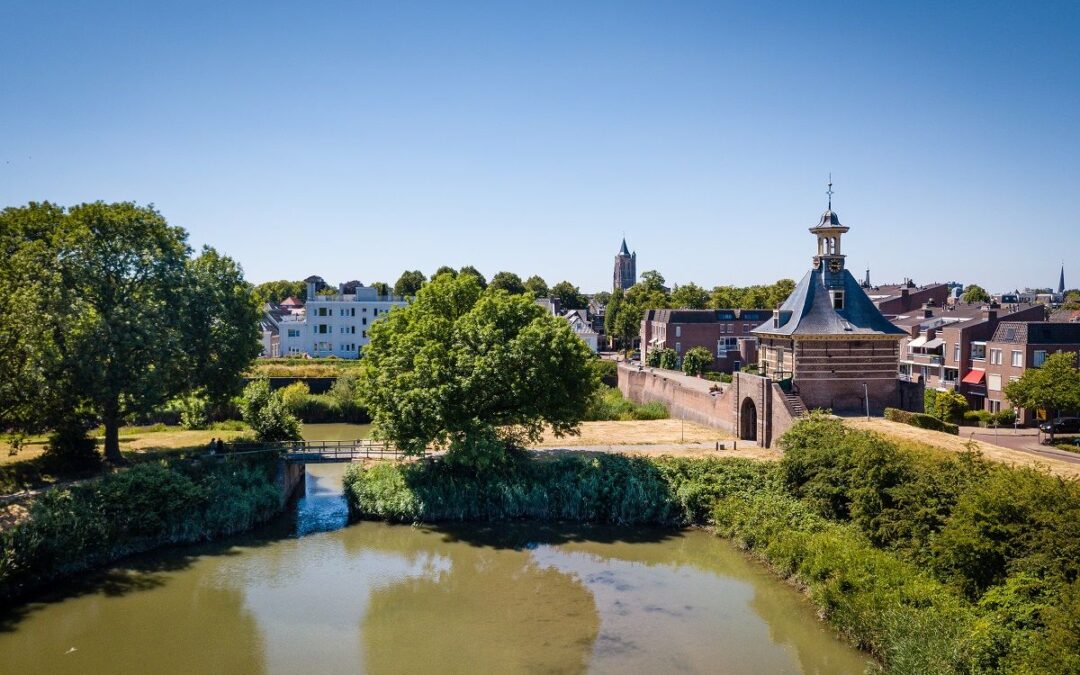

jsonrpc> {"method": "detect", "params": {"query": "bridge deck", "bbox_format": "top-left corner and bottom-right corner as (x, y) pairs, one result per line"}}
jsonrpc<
(230, 439), (412, 462)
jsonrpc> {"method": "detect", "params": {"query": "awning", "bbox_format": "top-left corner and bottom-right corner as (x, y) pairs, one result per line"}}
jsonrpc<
(962, 370), (985, 385)
(908, 335), (928, 348)
(923, 338), (944, 350)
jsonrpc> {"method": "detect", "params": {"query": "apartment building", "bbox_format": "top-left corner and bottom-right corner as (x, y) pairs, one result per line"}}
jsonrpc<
(983, 322), (1080, 422)
(263, 276), (406, 359)
(641, 309), (771, 373)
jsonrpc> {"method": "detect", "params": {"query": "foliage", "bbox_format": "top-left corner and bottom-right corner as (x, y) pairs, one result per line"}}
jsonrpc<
(589, 358), (618, 384)
(0, 456), (282, 602)
(1004, 351), (1080, 442)
(239, 379), (301, 442)
(343, 453), (769, 525)
(962, 284), (991, 304)
(251, 279), (306, 305)
(670, 282), (709, 309)
(923, 388), (938, 415)
(931, 389), (969, 423)
(885, 407), (960, 434)
(638, 270), (666, 291)
(393, 270), (427, 297)
(0, 202), (259, 463)
(277, 381), (311, 414)
(708, 279), (795, 309)
(457, 265), (487, 289)
(177, 395), (211, 430)
(357, 274), (597, 457)
(550, 280), (587, 309)
(657, 348), (679, 370)
(488, 271), (526, 294)
(704, 371), (733, 384)
(681, 346), (713, 376)
(523, 275), (549, 297)
(246, 357), (365, 378)
(583, 386), (668, 421)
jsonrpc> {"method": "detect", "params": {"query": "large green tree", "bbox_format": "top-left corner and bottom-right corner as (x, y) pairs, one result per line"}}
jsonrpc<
(357, 274), (597, 461)
(671, 282), (709, 309)
(458, 265), (487, 289)
(488, 271), (526, 295)
(0, 202), (260, 463)
(393, 270), (427, 297)
(550, 281), (587, 310)
(1005, 351), (1080, 444)
(523, 275), (549, 297)
(252, 279), (306, 305)
(962, 284), (991, 304)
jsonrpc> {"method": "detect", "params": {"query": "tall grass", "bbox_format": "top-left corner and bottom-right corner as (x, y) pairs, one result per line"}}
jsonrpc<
(0, 455), (283, 602)
(583, 385), (668, 421)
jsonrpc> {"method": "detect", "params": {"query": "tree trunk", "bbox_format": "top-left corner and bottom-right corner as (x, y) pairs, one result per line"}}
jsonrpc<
(103, 399), (123, 463)
(1048, 409), (1056, 446)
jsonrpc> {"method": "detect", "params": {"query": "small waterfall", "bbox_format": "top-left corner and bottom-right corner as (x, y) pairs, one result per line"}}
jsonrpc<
(293, 464), (350, 535)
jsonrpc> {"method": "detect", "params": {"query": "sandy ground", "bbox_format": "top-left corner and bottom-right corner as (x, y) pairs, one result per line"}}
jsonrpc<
(845, 418), (1080, 479)
(536, 420), (731, 447)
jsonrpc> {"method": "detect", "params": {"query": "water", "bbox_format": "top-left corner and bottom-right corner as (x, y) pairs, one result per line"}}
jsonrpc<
(0, 442), (872, 675)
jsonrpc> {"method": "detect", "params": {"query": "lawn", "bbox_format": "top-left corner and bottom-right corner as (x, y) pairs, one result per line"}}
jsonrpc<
(246, 357), (363, 378)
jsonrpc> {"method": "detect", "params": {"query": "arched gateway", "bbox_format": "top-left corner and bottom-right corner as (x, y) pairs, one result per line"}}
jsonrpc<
(739, 397), (757, 441)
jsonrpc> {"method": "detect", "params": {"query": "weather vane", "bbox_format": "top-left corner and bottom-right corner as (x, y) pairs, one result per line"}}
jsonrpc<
(826, 173), (834, 210)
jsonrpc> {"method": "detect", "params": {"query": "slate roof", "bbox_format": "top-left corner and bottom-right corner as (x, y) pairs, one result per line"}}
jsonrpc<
(618, 238), (631, 256)
(649, 309), (773, 324)
(753, 267), (905, 337)
(991, 321), (1080, 345)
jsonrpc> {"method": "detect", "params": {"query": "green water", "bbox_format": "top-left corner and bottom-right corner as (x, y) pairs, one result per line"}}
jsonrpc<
(301, 422), (372, 441)
(0, 461), (871, 674)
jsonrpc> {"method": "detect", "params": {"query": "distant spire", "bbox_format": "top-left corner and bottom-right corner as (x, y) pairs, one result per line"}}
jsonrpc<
(1060, 262), (1066, 294)
(619, 237), (630, 256)
(863, 265), (871, 288)
(826, 173), (834, 210)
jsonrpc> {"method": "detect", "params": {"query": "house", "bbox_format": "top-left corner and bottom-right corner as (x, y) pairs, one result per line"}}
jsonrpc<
(862, 279), (950, 319)
(983, 322), (1080, 423)
(563, 309), (600, 352)
(752, 204), (906, 414)
(263, 276), (406, 358)
(640, 309), (770, 373)
(893, 301), (1044, 396)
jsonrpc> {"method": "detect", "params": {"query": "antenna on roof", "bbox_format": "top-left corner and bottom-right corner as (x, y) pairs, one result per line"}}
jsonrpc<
(826, 173), (834, 210)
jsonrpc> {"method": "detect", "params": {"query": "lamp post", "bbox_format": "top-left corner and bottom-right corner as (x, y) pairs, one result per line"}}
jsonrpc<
(863, 382), (870, 420)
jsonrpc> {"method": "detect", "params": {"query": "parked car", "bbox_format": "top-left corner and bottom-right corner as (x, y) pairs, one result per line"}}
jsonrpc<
(1039, 417), (1080, 434)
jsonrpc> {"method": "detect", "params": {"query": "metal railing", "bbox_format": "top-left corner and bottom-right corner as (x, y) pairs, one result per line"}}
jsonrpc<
(228, 439), (412, 462)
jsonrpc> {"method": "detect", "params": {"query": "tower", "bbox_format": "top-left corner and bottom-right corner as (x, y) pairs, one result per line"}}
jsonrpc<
(613, 238), (636, 291)
(752, 182), (905, 414)
(1060, 263), (1066, 294)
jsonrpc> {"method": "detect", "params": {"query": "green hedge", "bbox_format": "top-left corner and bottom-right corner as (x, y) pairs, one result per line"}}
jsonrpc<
(885, 407), (959, 435)
(0, 456), (283, 602)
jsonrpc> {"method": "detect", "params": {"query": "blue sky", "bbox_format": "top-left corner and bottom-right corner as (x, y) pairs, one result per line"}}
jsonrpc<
(2, 1), (1077, 293)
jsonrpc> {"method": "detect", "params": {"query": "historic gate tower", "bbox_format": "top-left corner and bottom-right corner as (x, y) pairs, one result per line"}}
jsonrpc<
(752, 189), (904, 414)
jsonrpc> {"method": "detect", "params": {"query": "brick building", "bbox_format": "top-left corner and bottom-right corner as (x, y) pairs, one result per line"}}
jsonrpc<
(983, 322), (1080, 423)
(863, 280), (950, 319)
(613, 238), (637, 291)
(752, 205), (905, 414)
(640, 309), (771, 373)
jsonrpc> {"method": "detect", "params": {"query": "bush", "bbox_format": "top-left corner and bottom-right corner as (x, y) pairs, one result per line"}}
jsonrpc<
(177, 395), (211, 430)
(240, 379), (302, 441)
(885, 407), (959, 435)
(0, 456), (282, 602)
(704, 372), (733, 384)
(933, 390), (969, 424)
(589, 358), (618, 385)
(681, 346), (713, 376)
(277, 381), (311, 415)
(961, 410), (993, 426)
(584, 386), (668, 421)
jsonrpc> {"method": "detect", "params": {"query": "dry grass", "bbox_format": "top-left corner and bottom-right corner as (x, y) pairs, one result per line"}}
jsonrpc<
(537, 419), (730, 447)
(1, 428), (247, 465)
(845, 417), (1080, 479)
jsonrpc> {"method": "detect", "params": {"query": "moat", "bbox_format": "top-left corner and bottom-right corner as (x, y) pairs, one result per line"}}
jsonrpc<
(0, 426), (869, 674)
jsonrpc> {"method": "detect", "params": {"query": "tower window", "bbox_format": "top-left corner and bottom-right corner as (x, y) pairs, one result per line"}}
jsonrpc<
(831, 290), (845, 310)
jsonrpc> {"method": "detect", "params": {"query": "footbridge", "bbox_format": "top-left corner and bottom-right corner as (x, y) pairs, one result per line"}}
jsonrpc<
(229, 439), (411, 463)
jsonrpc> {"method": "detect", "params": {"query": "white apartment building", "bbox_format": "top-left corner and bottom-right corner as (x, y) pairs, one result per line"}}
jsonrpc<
(263, 276), (406, 359)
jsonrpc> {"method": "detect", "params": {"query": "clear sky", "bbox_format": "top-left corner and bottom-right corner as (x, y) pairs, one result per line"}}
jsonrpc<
(2, 1), (1077, 293)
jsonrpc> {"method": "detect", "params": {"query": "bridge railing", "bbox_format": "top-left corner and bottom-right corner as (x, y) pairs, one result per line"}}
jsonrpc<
(226, 438), (415, 461)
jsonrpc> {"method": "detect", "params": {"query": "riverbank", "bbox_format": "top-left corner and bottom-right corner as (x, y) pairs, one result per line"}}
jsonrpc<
(0, 453), (285, 603)
(344, 415), (1080, 674)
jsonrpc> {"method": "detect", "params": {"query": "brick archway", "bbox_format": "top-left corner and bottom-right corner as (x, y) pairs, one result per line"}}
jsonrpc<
(739, 397), (757, 441)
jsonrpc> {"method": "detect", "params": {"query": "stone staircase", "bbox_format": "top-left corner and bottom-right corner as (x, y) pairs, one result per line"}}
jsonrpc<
(783, 392), (807, 417)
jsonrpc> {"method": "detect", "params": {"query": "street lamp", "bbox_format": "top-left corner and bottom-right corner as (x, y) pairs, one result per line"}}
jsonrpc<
(863, 382), (870, 420)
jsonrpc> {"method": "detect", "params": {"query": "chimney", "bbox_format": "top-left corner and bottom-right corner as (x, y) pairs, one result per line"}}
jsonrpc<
(922, 303), (934, 319)
(909, 325), (920, 338)
(982, 307), (997, 321)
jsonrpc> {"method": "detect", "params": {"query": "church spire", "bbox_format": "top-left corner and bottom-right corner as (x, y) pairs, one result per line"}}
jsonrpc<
(1060, 263), (1066, 294)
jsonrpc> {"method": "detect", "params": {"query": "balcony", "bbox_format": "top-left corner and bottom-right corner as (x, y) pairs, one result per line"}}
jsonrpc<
(905, 353), (943, 366)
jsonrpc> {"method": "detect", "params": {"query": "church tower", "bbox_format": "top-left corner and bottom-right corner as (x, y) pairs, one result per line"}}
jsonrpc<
(613, 238), (636, 291)
(752, 182), (905, 414)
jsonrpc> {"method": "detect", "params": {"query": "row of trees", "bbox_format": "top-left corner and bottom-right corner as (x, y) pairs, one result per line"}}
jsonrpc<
(0, 202), (261, 463)
(604, 271), (796, 348)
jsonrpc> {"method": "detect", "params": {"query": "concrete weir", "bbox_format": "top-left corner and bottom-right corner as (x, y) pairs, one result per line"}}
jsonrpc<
(276, 460), (306, 501)
(617, 363), (799, 448)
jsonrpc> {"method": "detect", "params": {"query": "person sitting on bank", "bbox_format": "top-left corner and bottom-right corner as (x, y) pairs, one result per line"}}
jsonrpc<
(208, 437), (217, 455)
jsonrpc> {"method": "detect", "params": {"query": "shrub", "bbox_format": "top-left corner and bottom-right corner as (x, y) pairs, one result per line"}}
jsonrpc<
(885, 408), (959, 435)
(924, 388), (939, 415)
(177, 395), (211, 430)
(658, 349), (679, 370)
(0, 456), (282, 601)
(933, 390), (969, 424)
(589, 358), (618, 385)
(681, 346), (713, 376)
(704, 372), (733, 384)
(240, 379), (301, 441)
(584, 386), (668, 421)
(277, 381), (311, 415)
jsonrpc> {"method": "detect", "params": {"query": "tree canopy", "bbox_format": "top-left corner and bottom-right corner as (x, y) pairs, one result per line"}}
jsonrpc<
(252, 279), (306, 305)
(488, 271), (526, 294)
(458, 265), (487, 289)
(0, 202), (260, 462)
(393, 270), (427, 297)
(1005, 352), (1080, 442)
(671, 282), (709, 309)
(357, 274), (597, 461)
(550, 280), (587, 310)
(523, 275), (549, 297)
(962, 284), (991, 304)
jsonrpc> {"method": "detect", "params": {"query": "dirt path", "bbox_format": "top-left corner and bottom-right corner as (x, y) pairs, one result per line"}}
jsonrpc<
(536, 420), (733, 447)
(530, 442), (780, 461)
(845, 418), (1080, 479)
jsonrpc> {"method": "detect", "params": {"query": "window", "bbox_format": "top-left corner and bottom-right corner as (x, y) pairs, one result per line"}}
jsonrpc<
(954, 343), (960, 362)
(317, 307), (328, 317)
(743, 323), (750, 332)
(675, 342), (682, 353)
(988, 373), (1002, 391)
(717, 337), (738, 357)
(317, 324), (328, 334)
(675, 326), (681, 338)
(990, 348), (1002, 365)
(1011, 350), (1023, 367)
(362, 330), (367, 338)
(1033, 350), (1047, 367)
(944, 368), (958, 382)
(726, 323), (734, 333)
(971, 343), (986, 361)
(287, 329), (300, 338)
(362, 318), (368, 325)
(830, 290), (844, 310)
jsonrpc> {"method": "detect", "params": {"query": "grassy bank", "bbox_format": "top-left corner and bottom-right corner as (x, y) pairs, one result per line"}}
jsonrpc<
(344, 415), (1080, 673)
(0, 454), (284, 602)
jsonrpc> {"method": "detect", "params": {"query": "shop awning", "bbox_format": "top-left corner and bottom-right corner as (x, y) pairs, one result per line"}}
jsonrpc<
(908, 335), (927, 348)
(923, 338), (944, 350)
(962, 370), (985, 385)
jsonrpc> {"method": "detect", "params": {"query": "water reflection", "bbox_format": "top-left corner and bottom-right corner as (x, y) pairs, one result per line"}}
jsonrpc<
(0, 463), (870, 675)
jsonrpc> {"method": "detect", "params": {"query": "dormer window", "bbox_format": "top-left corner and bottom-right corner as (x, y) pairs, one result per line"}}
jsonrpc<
(831, 290), (845, 310)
